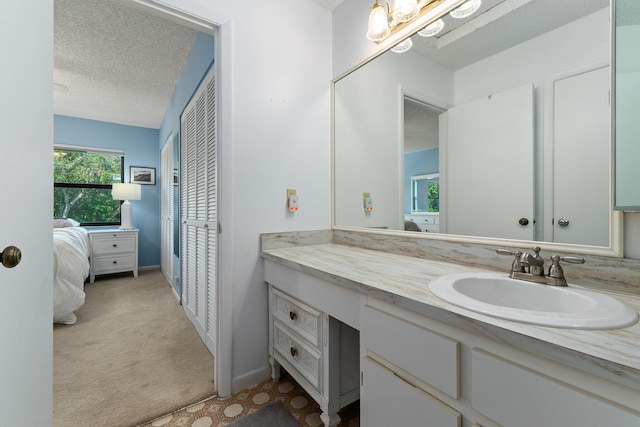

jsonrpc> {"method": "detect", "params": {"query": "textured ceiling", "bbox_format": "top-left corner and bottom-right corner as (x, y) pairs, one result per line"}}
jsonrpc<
(54, 0), (198, 129)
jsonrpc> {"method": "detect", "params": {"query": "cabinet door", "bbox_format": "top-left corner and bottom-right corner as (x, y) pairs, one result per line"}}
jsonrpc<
(361, 357), (461, 427)
(472, 349), (640, 426)
(362, 306), (459, 399)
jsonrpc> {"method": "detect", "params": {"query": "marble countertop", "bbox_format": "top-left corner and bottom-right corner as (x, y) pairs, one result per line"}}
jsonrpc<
(262, 243), (640, 389)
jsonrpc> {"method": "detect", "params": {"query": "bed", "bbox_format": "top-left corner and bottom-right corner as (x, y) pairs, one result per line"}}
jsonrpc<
(53, 220), (90, 324)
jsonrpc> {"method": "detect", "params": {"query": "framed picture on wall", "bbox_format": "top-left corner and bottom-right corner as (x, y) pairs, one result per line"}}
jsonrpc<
(130, 166), (156, 185)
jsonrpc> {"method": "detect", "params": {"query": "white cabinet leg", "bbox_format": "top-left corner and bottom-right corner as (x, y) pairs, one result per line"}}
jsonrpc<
(268, 356), (281, 381)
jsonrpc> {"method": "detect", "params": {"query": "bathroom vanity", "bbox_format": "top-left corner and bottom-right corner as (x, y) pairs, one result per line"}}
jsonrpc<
(262, 231), (640, 427)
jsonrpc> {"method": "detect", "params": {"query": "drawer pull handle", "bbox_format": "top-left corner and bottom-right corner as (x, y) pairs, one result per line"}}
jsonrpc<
(290, 346), (297, 357)
(113, 244), (117, 247)
(113, 261), (117, 264)
(289, 311), (297, 320)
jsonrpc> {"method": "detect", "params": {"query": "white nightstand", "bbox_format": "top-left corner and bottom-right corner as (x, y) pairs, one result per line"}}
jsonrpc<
(89, 228), (139, 283)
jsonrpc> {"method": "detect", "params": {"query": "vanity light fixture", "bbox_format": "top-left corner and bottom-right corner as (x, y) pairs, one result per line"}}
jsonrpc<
(449, 0), (481, 19)
(366, 0), (483, 46)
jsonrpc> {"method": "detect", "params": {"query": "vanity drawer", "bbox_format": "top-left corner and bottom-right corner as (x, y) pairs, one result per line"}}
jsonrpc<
(362, 305), (460, 399)
(92, 236), (136, 255)
(92, 254), (136, 273)
(272, 288), (322, 347)
(273, 320), (321, 391)
(472, 349), (640, 426)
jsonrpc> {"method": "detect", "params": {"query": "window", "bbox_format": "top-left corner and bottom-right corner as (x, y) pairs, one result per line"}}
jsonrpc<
(411, 173), (439, 214)
(53, 147), (124, 225)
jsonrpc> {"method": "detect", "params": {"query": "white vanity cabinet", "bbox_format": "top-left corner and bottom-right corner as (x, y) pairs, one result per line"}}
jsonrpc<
(262, 243), (640, 427)
(265, 261), (360, 427)
(360, 298), (640, 427)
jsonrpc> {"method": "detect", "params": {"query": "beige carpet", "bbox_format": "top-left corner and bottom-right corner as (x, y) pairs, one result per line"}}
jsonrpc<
(54, 270), (215, 427)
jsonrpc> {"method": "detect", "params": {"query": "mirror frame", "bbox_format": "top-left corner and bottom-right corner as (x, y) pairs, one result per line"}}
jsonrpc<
(331, 0), (623, 258)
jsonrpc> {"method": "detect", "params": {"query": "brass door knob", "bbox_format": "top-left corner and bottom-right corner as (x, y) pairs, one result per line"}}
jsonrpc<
(289, 311), (297, 320)
(1, 246), (22, 268)
(290, 346), (297, 357)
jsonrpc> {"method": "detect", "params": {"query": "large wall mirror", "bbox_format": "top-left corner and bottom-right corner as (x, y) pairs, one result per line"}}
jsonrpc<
(334, 0), (624, 256)
(614, 0), (640, 209)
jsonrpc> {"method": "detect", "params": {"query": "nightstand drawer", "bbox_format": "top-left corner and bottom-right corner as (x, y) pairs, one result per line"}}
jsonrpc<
(92, 237), (135, 255)
(92, 254), (135, 273)
(273, 288), (322, 348)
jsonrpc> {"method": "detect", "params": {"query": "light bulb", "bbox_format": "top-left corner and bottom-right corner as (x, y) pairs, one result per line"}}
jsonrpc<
(366, 1), (391, 41)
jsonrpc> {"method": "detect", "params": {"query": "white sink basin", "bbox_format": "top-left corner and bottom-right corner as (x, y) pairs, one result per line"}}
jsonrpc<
(428, 273), (638, 329)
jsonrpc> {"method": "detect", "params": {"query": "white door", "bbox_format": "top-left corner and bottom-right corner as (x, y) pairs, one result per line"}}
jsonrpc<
(181, 67), (217, 358)
(0, 1), (53, 424)
(160, 137), (174, 284)
(443, 84), (535, 240)
(552, 66), (610, 246)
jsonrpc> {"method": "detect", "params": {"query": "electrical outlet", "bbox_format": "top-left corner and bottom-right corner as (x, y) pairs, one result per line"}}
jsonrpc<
(287, 189), (297, 205)
(363, 192), (373, 211)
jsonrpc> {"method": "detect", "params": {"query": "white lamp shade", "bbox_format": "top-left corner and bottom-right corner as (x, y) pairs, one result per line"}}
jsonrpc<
(393, 0), (419, 23)
(450, 0), (481, 19)
(391, 38), (413, 53)
(366, 2), (391, 41)
(112, 183), (141, 201)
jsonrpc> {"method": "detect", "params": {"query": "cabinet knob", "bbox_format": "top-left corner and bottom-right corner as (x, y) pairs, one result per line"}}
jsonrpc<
(113, 261), (117, 264)
(289, 311), (297, 320)
(113, 244), (117, 247)
(290, 346), (297, 357)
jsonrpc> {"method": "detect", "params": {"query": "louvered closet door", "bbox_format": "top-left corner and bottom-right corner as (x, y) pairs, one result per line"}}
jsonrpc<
(160, 139), (173, 285)
(181, 67), (217, 356)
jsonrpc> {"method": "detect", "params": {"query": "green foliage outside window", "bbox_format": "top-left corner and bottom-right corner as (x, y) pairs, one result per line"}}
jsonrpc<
(427, 182), (439, 213)
(53, 149), (123, 225)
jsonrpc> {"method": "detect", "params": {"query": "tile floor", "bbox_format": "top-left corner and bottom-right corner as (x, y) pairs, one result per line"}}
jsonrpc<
(140, 372), (359, 427)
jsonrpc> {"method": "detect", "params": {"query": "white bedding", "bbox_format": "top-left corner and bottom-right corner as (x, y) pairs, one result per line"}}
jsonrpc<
(53, 227), (90, 324)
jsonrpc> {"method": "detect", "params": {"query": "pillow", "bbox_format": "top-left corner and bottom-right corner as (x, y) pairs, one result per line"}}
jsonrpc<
(53, 218), (80, 228)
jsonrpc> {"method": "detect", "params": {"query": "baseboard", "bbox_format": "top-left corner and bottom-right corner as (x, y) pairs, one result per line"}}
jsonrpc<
(231, 365), (271, 395)
(139, 265), (160, 271)
(170, 285), (180, 302)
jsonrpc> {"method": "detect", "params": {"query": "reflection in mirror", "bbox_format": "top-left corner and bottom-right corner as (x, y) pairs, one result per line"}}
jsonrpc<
(334, 0), (616, 250)
(614, 0), (640, 209)
(411, 174), (439, 213)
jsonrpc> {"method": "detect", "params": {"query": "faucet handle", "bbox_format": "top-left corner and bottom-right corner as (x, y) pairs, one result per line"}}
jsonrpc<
(497, 248), (523, 273)
(547, 254), (585, 286)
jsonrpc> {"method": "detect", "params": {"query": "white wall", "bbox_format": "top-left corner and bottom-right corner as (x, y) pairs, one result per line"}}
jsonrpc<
(156, 0), (333, 395)
(334, 50), (452, 229)
(453, 9), (610, 104)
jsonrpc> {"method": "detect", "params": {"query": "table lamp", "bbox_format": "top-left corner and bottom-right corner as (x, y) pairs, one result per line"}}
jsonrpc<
(112, 183), (141, 230)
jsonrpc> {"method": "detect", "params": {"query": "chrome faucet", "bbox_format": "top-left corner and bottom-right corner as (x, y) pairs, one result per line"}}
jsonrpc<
(497, 247), (585, 287)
